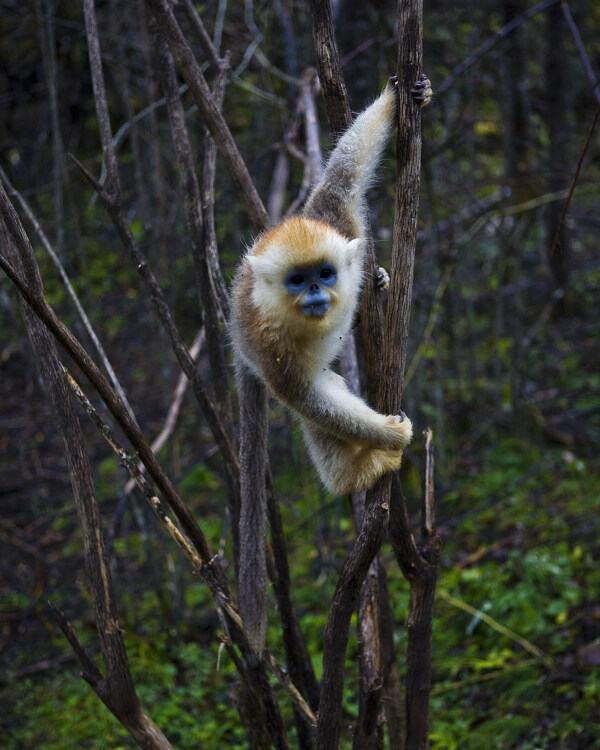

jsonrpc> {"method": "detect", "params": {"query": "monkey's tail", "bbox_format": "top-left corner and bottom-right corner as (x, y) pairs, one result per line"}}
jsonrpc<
(236, 359), (269, 654)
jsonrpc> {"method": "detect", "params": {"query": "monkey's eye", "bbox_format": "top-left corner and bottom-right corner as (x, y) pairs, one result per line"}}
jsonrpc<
(318, 265), (337, 286)
(289, 274), (305, 286)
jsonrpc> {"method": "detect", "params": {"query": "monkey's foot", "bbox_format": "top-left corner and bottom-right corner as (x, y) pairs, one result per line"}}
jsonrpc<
(412, 74), (433, 107)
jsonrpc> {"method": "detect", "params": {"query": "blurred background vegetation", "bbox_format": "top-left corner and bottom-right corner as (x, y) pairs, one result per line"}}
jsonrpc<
(0, 0), (598, 747)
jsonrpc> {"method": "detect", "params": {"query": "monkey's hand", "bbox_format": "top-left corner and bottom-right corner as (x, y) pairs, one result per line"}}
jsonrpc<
(376, 266), (390, 290)
(382, 412), (413, 450)
(412, 74), (433, 107)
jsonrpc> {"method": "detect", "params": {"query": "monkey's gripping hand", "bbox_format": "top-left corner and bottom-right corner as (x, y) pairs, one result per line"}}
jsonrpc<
(411, 73), (433, 107)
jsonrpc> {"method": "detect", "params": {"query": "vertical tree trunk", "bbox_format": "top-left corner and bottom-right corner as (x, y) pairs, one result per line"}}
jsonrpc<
(545, 1), (570, 289)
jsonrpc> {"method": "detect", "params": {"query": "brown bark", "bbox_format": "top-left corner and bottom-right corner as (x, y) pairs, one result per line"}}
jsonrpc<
(316, 479), (392, 749)
(266, 474), (320, 750)
(308, 0), (352, 135)
(236, 363), (269, 654)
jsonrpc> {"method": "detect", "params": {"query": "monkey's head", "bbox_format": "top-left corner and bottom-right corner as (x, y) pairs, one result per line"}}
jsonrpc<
(248, 217), (363, 337)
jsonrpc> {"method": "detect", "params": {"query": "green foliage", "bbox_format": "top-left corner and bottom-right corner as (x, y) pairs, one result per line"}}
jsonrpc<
(4, 639), (247, 750)
(6, 673), (130, 749)
(426, 439), (600, 749)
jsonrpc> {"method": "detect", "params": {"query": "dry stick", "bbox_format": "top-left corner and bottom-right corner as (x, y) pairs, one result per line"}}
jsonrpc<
(146, 0), (270, 234)
(68, 360), (293, 748)
(308, 0), (351, 135)
(319, 480), (393, 749)
(64, 361), (316, 734)
(301, 67), (324, 187)
(421, 429), (435, 539)
(271, 70), (316, 222)
(178, 0), (232, 313)
(82, 0), (235, 468)
(124, 329), (206, 497)
(265, 472), (321, 734)
(561, 0), (600, 104)
(155, 19), (232, 419)
(283, 80), (319, 218)
(182, 5), (233, 317)
(181, 0), (223, 68)
(0, 218), (173, 750)
(549, 102), (600, 262)
(60, 363), (241, 626)
(83, 0), (119, 192)
(0, 167), (137, 424)
(0, 187), (213, 566)
(83, 0), (236, 487)
(71, 153), (240, 477)
(437, 590), (547, 664)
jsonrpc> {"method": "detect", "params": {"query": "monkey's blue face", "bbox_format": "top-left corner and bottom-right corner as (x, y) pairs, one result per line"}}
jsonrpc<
(285, 262), (338, 317)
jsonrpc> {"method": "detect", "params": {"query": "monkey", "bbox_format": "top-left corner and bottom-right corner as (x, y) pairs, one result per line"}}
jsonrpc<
(231, 75), (432, 497)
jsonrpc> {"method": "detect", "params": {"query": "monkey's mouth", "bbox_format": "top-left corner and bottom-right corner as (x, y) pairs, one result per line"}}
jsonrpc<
(302, 300), (330, 317)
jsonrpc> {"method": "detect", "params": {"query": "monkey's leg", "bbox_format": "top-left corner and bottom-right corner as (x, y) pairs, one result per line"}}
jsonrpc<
(301, 420), (407, 495)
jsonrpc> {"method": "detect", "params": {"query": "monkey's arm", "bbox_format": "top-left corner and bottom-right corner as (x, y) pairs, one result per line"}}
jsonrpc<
(268, 367), (409, 450)
(302, 79), (398, 239)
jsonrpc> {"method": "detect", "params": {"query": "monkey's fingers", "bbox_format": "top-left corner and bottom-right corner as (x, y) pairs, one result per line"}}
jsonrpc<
(376, 266), (390, 290)
(411, 74), (433, 107)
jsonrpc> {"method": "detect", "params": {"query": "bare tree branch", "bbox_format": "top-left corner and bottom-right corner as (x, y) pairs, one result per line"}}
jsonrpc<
(146, 0), (270, 232)
(0, 166), (136, 423)
(1, 211), (173, 750)
(436, 0), (560, 97)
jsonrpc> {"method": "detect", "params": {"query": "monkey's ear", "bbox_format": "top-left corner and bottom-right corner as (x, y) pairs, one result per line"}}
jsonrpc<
(346, 238), (362, 263)
(246, 253), (281, 285)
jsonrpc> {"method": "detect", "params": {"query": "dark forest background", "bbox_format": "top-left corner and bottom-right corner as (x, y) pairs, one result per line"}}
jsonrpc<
(0, 0), (599, 748)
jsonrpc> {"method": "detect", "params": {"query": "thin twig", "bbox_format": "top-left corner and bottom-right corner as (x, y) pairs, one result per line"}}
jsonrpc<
(549, 103), (600, 261)
(422, 428), (435, 539)
(561, 0), (600, 104)
(437, 589), (550, 665)
(436, 0), (560, 96)
(147, 0), (270, 232)
(0, 166), (137, 424)
(124, 329), (205, 496)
